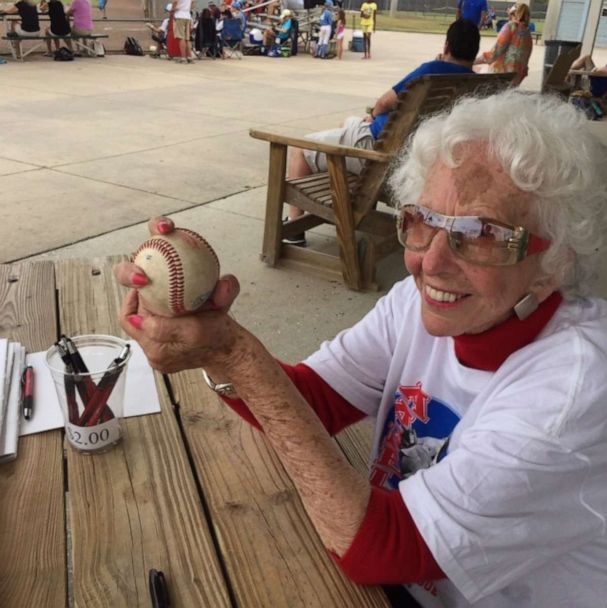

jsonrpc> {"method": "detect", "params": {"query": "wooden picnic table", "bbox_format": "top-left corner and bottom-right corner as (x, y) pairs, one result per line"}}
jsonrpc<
(0, 257), (390, 607)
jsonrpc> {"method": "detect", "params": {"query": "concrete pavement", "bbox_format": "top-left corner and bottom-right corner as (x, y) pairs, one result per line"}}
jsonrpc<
(1, 31), (606, 359)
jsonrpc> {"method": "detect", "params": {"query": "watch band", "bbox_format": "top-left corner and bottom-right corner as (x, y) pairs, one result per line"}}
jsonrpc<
(202, 369), (237, 397)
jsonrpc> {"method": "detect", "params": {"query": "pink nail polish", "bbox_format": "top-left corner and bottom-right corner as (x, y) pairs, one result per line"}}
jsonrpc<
(157, 221), (172, 234)
(132, 273), (148, 286)
(128, 314), (144, 329)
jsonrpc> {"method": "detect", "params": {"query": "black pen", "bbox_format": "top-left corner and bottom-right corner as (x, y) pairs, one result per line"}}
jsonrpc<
(149, 569), (170, 608)
(21, 365), (35, 421)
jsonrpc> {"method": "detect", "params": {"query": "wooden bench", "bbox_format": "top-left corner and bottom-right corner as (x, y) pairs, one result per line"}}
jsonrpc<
(250, 72), (515, 291)
(2, 33), (108, 60)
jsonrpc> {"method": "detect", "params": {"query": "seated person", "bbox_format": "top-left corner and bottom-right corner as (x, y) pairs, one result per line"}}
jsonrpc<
(40, 0), (72, 55)
(145, 3), (171, 53)
(283, 19), (480, 245)
(116, 89), (607, 608)
(570, 54), (607, 98)
(208, 0), (221, 19)
(194, 7), (220, 57)
(66, 0), (93, 40)
(483, 5), (496, 29)
(231, 0), (246, 34)
(215, 5), (232, 35)
(0, 0), (40, 38)
(262, 8), (291, 49)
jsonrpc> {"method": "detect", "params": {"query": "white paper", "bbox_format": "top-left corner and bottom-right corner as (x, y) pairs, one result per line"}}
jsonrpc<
(0, 344), (24, 461)
(19, 341), (161, 437)
(0, 338), (7, 436)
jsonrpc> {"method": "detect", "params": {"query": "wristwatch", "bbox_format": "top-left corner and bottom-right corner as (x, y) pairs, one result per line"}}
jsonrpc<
(202, 370), (237, 397)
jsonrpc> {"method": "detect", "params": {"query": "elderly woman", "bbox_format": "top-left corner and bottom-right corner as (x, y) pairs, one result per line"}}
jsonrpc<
(474, 2), (532, 85)
(115, 91), (607, 607)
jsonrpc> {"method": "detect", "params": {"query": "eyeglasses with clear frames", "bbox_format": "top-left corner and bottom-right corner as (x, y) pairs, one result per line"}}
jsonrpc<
(396, 204), (551, 266)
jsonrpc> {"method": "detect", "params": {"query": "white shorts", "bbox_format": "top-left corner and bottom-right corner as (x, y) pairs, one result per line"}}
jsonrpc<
(302, 116), (374, 175)
(14, 25), (40, 37)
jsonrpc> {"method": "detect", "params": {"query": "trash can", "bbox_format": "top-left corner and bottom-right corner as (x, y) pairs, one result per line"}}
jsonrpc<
(350, 31), (364, 52)
(543, 40), (580, 87)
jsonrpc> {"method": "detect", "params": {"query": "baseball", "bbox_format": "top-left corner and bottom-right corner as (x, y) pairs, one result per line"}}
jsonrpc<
(133, 228), (220, 317)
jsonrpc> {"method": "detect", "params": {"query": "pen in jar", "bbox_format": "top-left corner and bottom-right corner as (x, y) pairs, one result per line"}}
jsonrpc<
(21, 365), (35, 421)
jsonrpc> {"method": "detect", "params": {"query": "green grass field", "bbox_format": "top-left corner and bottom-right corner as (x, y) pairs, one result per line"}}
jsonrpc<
(346, 11), (544, 38)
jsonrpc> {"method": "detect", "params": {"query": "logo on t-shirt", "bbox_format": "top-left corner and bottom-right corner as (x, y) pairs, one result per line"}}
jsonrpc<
(370, 381), (460, 489)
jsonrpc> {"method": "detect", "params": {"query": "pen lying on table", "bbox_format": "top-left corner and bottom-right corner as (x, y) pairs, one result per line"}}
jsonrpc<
(149, 569), (170, 608)
(20, 365), (34, 421)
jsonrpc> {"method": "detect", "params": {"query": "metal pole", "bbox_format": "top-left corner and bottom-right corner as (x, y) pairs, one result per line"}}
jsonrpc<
(389, 0), (398, 19)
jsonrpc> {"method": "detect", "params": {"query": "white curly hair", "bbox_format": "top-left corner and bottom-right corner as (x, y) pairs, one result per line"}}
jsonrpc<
(388, 90), (607, 299)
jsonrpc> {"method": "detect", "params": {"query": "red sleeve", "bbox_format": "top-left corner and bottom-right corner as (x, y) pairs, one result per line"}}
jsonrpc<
(334, 487), (445, 585)
(220, 361), (366, 435)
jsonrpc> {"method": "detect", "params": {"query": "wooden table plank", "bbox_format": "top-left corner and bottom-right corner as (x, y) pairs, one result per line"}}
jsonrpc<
(54, 257), (231, 607)
(0, 262), (66, 607)
(172, 370), (390, 608)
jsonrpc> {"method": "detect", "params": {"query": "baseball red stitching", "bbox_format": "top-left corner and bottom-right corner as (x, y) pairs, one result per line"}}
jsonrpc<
(135, 238), (185, 314)
(178, 229), (220, 272)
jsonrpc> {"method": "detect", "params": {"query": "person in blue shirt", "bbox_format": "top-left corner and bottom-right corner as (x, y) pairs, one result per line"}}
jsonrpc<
(315, 0), (333, 59)
(282, 19), (480, 246)
(262, 8), (292, 50)
(456, 0), (488, 28)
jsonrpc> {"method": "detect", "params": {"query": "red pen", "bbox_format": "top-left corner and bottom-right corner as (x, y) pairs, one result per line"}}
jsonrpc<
(77, 345), (130, 427)
(21, 365), (35, 421)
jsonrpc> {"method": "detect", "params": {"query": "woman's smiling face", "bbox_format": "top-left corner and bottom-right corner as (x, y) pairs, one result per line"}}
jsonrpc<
(404, 147), (555, 336)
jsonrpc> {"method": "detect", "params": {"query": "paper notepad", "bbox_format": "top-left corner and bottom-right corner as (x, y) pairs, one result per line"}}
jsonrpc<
(0, 342), (22, 462)
(0, 344), (25, 462)
(0, 339), (8, 437)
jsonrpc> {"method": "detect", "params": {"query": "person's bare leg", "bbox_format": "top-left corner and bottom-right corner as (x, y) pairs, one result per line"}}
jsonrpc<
(45, 27), (53, 53)
(186, 23), (193, 60)
(66, 38), (73, 52)
(263, 29), (273, 48)
(178, 37), (186, 58)
(572, 55), (594, 71)
(286, 147), (311, 220)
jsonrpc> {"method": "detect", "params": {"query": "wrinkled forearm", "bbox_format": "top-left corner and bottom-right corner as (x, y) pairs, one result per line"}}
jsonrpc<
(217, 329), (371, 556)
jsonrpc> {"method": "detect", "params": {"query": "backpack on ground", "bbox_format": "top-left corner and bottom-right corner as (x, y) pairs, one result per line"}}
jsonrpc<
(54, 47), (74, 61)
(124, 36), (144, 56)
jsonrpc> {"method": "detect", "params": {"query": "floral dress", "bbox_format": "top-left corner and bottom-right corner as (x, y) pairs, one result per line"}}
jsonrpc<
(483, 21), (532, 85)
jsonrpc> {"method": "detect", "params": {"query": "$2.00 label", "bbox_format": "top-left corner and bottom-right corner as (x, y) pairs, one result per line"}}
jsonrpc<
(66, 418), (121, 451)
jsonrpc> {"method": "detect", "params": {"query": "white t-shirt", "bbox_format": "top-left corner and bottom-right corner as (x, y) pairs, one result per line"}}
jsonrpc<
(305, 277), (607, 608)
(173, 0), (192, 20)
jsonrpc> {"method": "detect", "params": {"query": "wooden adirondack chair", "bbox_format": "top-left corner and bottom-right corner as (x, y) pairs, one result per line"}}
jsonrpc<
(542, 44), (582, 97)
(249, 72), (515, 291)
